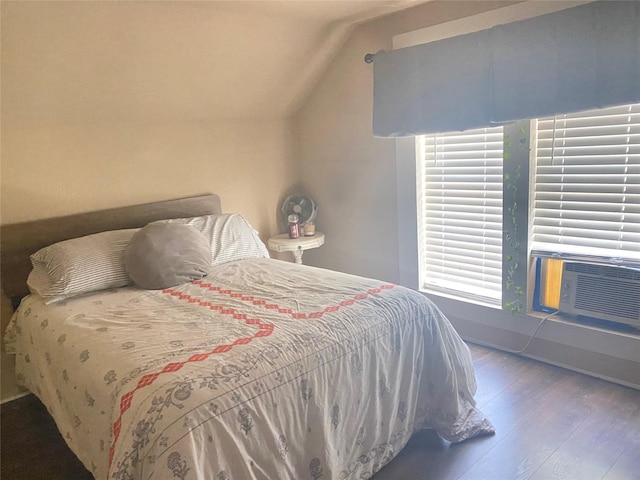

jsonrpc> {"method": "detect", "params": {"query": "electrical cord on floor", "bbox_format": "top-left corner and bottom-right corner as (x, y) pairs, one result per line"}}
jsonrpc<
(502, 309), (559, 355)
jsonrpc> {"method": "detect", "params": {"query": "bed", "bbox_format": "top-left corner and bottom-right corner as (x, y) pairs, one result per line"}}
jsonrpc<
(2, 194), (494, 480)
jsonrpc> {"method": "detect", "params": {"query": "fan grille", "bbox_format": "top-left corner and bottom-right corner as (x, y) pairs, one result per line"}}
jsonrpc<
(281, 195), (317, 224)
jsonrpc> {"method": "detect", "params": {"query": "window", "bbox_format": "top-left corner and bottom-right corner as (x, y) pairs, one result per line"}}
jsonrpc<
(416, 103), (640, 307)
(416, 126), (503, 305)
(532, 103), (640, 263)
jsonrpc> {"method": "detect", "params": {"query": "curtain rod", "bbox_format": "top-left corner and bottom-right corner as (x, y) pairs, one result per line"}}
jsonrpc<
(364, 53), (376, 63)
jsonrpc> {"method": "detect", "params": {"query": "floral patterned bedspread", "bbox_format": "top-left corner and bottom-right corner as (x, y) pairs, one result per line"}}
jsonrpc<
(5, 259), (494, 480)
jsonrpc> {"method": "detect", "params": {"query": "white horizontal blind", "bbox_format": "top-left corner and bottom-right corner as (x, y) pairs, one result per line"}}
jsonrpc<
(417, 126), (503, 304)
(532, 103), (640, 263)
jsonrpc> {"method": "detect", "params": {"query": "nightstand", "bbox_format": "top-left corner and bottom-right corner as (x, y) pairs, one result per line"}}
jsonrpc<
(267, 233), (325, 264)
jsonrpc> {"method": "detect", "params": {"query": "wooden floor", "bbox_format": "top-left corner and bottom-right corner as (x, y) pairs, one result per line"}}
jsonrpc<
(2, 343), (639, 480)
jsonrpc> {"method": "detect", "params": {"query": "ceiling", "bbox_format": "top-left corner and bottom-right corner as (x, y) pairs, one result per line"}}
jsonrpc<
(1, 1), (429, 126)
(235, 1), (427, 23)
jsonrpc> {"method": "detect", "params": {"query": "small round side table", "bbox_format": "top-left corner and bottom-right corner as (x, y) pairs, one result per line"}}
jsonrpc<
(267, 232), (325, 264)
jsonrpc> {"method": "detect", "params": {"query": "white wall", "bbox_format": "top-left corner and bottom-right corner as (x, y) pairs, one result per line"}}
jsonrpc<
(1, 120), (294, 235)
(0, 1), (300, 401)
(1, 1), (299, 234)
(295, 0), (640, 388)
(295, 1), (519, 282)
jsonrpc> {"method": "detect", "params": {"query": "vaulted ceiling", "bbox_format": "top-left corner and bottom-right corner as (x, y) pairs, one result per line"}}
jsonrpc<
(1, 1), (428, 126)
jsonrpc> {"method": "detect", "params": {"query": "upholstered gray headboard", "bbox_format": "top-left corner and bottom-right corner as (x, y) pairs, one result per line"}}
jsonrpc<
(0, 194), (222, 301)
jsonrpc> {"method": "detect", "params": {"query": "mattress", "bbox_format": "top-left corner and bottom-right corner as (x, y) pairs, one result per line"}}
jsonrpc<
(5, 258), (494, 479)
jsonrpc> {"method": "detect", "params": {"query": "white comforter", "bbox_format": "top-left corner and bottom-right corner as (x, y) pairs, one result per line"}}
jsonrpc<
(5, 259), (493, 480)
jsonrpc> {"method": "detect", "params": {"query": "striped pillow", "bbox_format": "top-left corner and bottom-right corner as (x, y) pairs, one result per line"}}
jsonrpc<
(27, 229), (139, 304)
(154, 214), (269, 266)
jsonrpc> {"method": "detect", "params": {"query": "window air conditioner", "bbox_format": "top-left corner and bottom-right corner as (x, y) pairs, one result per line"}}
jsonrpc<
(559, 262), (640, 328)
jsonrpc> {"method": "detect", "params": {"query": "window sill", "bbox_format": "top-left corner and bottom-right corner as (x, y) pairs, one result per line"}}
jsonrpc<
(419, 286), (501, 310)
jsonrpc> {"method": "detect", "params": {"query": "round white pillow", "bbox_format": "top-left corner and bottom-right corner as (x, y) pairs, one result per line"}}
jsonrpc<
(124, 223), (211, 289)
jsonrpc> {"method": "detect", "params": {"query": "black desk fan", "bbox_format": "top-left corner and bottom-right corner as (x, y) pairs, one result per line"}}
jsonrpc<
(281, 194), (317, 231)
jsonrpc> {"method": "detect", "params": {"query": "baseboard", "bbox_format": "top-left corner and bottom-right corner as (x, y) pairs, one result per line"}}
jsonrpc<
(1, 391), (30, 405)
(449, 314), (640, 390)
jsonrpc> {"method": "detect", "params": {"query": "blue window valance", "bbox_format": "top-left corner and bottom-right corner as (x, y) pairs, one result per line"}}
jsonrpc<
(373, 1), (640, 137)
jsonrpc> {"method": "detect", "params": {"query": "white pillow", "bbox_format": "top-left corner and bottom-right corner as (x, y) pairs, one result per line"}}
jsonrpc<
(27, 228), (139, 303)
(153, 214), (269, 266)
